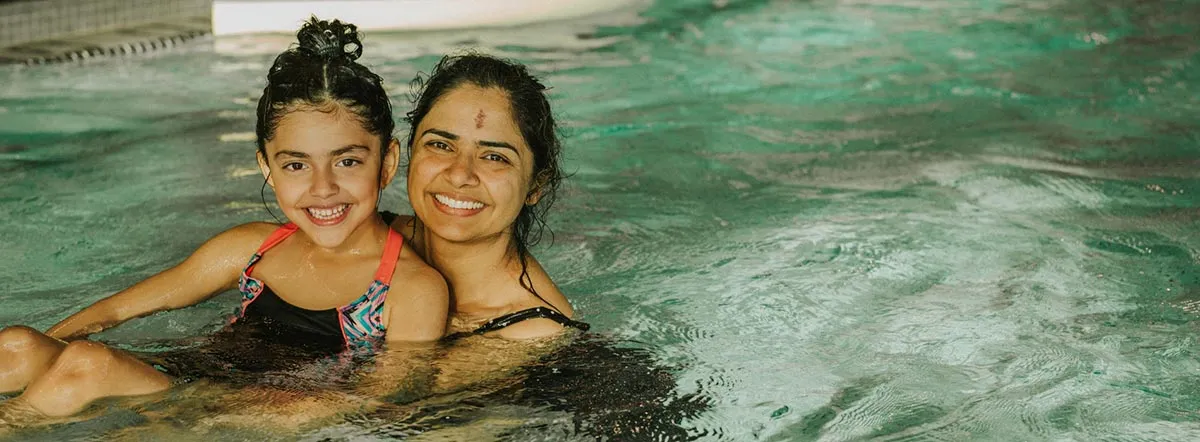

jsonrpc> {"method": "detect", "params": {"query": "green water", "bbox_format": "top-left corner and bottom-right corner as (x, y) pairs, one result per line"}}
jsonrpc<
(2, 0), (1199, 439)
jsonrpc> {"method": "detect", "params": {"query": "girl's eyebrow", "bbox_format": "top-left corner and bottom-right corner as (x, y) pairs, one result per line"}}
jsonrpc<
(331, 145), (370, 156)
(274, 144), (369, 160)
(274, 150), (308, 160)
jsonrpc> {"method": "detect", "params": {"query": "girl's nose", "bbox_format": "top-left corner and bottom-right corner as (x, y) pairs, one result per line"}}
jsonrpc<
(309, 166), (340, 197)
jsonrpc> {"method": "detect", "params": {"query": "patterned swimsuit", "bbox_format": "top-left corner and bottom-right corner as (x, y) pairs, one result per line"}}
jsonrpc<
(230, 223), (404, 351)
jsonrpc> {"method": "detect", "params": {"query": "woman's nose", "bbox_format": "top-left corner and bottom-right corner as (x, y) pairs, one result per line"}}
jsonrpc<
(445, 153), (480, 187)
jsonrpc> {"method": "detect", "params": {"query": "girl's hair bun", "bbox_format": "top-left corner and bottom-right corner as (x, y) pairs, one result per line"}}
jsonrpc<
(296, 17), (363, 62)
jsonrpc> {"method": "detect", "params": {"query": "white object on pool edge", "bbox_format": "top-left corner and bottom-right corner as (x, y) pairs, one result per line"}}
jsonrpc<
(212, 0), (642, 35)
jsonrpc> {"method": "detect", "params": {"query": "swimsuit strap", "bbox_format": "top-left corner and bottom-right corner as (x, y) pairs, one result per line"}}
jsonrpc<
(473, 307), (591, 335)
(233, 223), (300, 322)
(257, 223), (300, 254)
(338, 228), (404, 350)
(372, 228), (404, 285)
(244, 223), (300, 275)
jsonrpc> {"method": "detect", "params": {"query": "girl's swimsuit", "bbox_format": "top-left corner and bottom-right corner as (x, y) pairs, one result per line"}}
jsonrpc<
(146, 220), (402, 384)
(232, 222), (404, 351)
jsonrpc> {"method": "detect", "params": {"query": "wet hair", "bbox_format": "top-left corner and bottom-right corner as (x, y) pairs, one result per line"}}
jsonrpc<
(255, 17), (394, 158)
(405, 53), (565, 310)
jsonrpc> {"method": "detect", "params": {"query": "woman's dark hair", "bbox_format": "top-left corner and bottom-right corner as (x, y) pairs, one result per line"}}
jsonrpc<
(255, 17), (394, 157)
(405, 53), (565, 311)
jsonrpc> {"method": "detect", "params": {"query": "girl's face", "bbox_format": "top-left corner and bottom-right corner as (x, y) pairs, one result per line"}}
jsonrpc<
(259, 106), (398, 249)
(407, 85), (540, 245)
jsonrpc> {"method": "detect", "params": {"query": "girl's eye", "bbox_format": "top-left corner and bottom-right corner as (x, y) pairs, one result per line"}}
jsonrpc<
(282, 162), (306, 171)
(337, 158), (361, 167)
(483, 153), (510, 164)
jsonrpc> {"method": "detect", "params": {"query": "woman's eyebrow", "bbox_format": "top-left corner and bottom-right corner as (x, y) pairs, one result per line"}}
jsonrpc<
(480, 140), (518, 155)
(422, 128), (458, 140)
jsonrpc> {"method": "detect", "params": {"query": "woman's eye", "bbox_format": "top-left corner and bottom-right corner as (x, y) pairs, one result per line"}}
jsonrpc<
(337, 158), (361, 167)
(483, 153), (510, 164)
(282, 162), (306, 171)
(427, 140), (451, 151)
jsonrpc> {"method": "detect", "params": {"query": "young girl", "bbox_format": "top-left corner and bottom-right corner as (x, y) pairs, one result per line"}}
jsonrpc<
(0, 17), (447, 419)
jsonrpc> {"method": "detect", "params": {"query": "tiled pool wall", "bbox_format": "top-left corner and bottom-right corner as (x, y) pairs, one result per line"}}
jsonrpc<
(0, 0), (211, 49)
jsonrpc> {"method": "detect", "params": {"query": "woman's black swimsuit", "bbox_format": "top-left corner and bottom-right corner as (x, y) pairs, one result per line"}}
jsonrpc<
(472, 307), (591, 334)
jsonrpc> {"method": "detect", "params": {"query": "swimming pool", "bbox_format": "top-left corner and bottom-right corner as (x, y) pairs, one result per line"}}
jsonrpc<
(2, 0), (1199, 439)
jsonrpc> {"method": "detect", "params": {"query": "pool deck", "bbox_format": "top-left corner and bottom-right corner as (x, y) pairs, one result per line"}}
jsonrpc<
(210, 0), (641, 35)
(0, 0), (643, 65)
(0, 16), (210, 65)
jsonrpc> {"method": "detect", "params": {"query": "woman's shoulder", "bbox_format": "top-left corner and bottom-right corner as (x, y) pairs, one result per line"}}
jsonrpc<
(491, 316), (570, 340)
(517, 257), (574, 317)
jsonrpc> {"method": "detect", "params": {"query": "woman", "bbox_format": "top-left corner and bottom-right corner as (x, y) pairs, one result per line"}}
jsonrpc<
(381, 54), (706, 440)
(394, 53), (589, 340)
(0, 17), (447, 420)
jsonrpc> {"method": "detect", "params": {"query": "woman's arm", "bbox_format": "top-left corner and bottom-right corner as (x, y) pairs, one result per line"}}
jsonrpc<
(431, 333), (569, 395)
(45, 223), (274, 340)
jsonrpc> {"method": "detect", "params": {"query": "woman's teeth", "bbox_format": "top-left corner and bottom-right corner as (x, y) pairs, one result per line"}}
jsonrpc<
(307, 204), (348, 220)
(435, 194), (484, 210)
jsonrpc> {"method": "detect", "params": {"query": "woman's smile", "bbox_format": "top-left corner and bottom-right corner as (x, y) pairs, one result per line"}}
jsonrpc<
(432, 193), (486, 215)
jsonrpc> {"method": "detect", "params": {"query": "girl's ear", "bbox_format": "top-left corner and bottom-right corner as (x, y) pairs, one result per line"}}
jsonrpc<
(380, 138), (401, 188)
(257, 151), (275, 187)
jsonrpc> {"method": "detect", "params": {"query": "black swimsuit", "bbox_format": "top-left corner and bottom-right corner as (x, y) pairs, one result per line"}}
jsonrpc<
(473, 307), (591, 334)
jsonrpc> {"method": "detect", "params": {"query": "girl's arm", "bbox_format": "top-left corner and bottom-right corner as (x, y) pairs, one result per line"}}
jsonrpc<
(381, 250), (449, 343)
(351, 254), (448, 398)
(45, 223), (275, 340)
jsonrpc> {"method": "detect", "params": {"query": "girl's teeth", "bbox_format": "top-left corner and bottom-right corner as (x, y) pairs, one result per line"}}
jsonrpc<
(435, 194), (484, 210)
(307, 204), (348, 219)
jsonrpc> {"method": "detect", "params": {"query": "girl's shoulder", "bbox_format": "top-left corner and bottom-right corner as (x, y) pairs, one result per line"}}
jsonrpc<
(226, 221), (283, 238)
(382, 230), (449, 341)
(189, 221), (288, 265)
(218, 222), (284, 249)
(387, 231), (445, 296)
(193, 222), (285, 263)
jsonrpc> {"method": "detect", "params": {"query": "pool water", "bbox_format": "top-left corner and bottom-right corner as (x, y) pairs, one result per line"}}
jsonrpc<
(2, 0), (1200, 439)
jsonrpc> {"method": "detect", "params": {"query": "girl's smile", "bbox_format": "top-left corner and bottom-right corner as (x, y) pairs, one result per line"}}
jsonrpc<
(304, 203), (352, 226)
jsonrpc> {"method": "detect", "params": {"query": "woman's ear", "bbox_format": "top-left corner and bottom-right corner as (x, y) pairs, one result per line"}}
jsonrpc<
(380, 138), (401, 188)
(525, 170), (550, 205)
(257, 151), (274, 187)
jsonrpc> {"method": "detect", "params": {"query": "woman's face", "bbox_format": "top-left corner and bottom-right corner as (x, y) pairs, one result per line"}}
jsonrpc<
(407, 84), (539, 245)
(259, 106), (398, 249)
